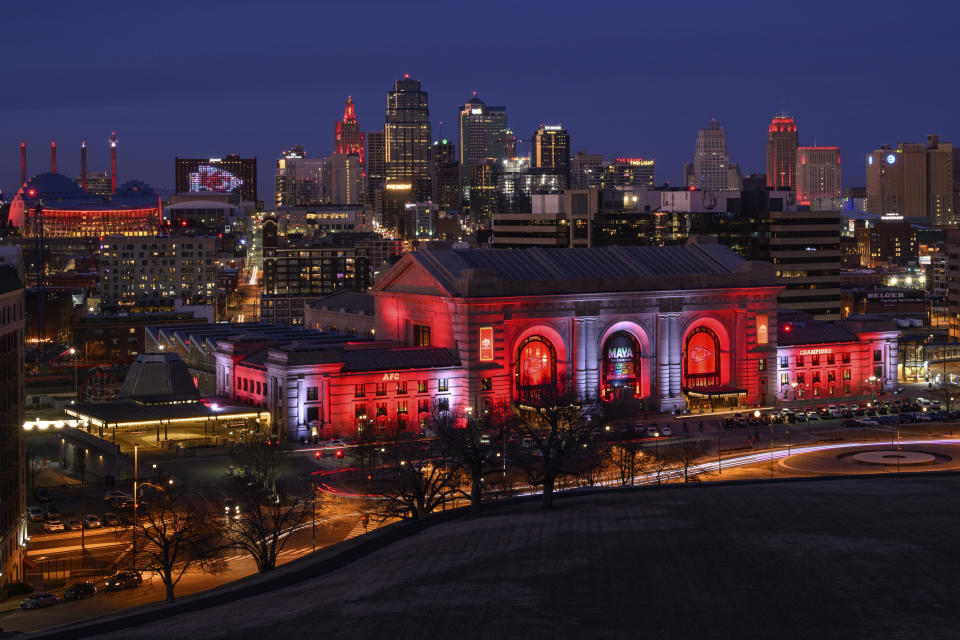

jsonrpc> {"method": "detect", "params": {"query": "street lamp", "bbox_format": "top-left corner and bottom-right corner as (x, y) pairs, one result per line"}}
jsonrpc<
(69, 348), (78, 401)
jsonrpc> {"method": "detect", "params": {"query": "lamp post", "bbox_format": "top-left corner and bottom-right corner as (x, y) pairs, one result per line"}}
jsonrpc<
(69, 347), (78, 400)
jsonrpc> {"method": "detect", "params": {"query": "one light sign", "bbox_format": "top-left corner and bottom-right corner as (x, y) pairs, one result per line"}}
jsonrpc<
(757, 314), (768, 345)
(479, 327), (494, 361)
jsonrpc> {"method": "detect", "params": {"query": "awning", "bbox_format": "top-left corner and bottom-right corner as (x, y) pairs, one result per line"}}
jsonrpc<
(685, 385), (747, 398)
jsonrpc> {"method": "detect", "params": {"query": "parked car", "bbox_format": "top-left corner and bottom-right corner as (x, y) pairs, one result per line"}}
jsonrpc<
(794, 413), (807, 423)
(646, 426), (660, 438)
(65, 518), (83, 531)
(113, 497), (135, 511)
(634, 424), (646, 435)
(806, 411), (819, 421)
(34, 487), (50, 503)
(223, 498), (240, 519)
(62, 581), (96, 601)
(520, 437), (535, 449)
(84, 514), (102, 529)
(42, 519), (64, 533)
(20, 592), (59, 609)
(102, 512), (120, 526)
(26, 505), (44, 522)
(105, 571), (142, 592)
(660, 425), (673, 437)
(44, 504), (61, 520)
(324, 439), (348, 449)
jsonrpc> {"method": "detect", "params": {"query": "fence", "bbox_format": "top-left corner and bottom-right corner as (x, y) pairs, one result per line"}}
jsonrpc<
(26, 555), (117, 586)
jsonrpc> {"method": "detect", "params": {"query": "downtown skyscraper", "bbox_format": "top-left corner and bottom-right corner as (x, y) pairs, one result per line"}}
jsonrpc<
(687, 119), (738, 191)
(766, 114), (798, 190)
(384, 75), (432, 203)
(458, 93), (508, 203)
(531, 124), (570, 191)
(334, 96), (365, 171)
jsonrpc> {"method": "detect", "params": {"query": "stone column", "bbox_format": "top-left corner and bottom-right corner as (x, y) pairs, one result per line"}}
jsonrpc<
(575, 318), (588, 398)
(657, 314), (671, 408)
(735, 309), (747, 393)
(584, 318), (599, 401)
(668, 314), (681, 398)
(886, 338), (899, 390)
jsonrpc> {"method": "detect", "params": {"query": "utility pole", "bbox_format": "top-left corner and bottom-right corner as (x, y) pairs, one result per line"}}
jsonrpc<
(80, 494), (85, 550)
(132, 444), (138, 569)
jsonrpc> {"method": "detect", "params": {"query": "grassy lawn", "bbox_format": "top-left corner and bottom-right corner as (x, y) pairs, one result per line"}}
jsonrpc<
(92, 474), (960, 640)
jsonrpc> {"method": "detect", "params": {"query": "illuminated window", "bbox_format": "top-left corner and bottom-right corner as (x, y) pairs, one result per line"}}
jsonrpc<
(397, 401), (408, 414)
(683, 326), (721, 388)
(758, 359), (766, 372)
(438, 379), (449, 392)
(418, 380), (428, 393)
(481, 377), (492, 391)
(780, 373), (789, 386)
(355, 384), (365, 398)
(842, 369), (851, 380)
(355, 404), (366, 418)
(414, 325), (431, 347)
(756, 313), (768, 344)
(376, 383), (387, 396)
(396, 381), (407, 395)
(780, 356), (789, 368)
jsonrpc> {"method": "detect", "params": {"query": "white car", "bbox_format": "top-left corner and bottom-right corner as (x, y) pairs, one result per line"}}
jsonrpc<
(660, 425), (673, 437)
(84, 514), (102, 528)
(324, 439), (348, 449)
(43, 519), (65, 533)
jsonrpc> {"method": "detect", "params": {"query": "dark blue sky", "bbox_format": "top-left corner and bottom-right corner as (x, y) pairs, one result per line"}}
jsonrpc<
(3, 0), (956, 199)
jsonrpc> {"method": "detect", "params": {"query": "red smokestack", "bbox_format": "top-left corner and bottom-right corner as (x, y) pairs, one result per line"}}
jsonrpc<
(81, 141), (87, 192)
(51, 141), (57, 173)
(20, 141), (26, 185)
(110, 131), (117, 194)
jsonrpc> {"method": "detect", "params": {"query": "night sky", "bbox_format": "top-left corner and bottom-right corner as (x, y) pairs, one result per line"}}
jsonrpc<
(3, 0), (955, 199)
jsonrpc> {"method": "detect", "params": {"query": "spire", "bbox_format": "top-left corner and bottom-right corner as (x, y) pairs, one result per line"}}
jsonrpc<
(342, 96), (356, 124)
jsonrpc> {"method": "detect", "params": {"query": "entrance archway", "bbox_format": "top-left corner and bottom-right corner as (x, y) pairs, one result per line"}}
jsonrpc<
(602, 331), (642, 401)
(515, 335), (557, 404)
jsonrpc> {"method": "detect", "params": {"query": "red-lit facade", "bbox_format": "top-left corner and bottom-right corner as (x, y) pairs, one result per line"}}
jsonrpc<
(213, 241), (899, 441)
(766, 115), (798, 190)
(334, 96), (365, 173)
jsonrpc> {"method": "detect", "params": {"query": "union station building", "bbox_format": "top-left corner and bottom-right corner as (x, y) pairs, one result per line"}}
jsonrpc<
(203, 237), (899, 442)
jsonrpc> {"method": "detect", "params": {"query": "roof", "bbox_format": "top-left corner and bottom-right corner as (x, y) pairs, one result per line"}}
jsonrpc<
(340, 347), (460, 372)
(777, 311), (859, 346)
(67, 400), (262, 426)
(118, 353), (202, 403)
(376, 237), (777, 298)
(308, 290), (374, 315)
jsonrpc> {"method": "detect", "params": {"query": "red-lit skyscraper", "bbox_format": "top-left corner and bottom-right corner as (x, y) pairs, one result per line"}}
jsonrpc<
(334, 96), (365, 173)
(766, 114), (798, 190)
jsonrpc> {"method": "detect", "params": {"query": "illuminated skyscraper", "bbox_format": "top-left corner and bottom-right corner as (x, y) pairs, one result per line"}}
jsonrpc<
(176, 155), (257, 202)
(384, 75), (432, 203)
(531, 124), (570, 189)
(691, 119), (735, 191)
(458, 93), (508, 201)
(334, 96), (365, 173)
(275, 146), (329, 207)
(866, 135), (953, 223)
(766, 114), (798, 190)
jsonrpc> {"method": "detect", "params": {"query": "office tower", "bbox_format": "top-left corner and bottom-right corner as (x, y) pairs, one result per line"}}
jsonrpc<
(766, 114), (798, 190)
(866, 136), (954, 223)
(458, 94), (508, 201)
(433, 139), (460, 211)
(531, 124), (570, 189)
(176, 155), (257, 202)
(99, 236), (219, 306)
(330, 153), (363, 205)
(366, 130), (386, 211)
(0, 262), (25, 584)
(275, 147), (330, 207)
(796, 147), (841, 206)
(692, 119), (735, 190)
(590, 158), (656, 189)
(334, 96), (365, 173)
(571, 151), (604, 189)
(384, 75), (432, 203)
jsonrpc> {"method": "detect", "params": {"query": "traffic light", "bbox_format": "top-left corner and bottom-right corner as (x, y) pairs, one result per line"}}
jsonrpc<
(315, 451), (320, 460)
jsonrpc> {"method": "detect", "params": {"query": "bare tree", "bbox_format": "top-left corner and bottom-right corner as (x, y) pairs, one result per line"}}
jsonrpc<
(607, 439), (648, 487)
(510, 379), (601, 509)
(648, 453), (675, 486)
(372, 458), (465, 521)
(223, 440), (312, 573)
(352, 421), (382, 474)
(430, 400), (512, 517)
(128, 489), (226, 603)
(668, 438), (707, 483)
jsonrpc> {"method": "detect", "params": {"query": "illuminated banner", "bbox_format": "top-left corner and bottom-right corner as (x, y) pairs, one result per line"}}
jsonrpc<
(686, 328), (718, 376)
(798, 348), (832, 356)
(188, 165), (243, 193)
(757, 314), (768, 345)
(519, 339), (552, 387)
(604, 332), (638, 381)
(479, 327), (494, 362)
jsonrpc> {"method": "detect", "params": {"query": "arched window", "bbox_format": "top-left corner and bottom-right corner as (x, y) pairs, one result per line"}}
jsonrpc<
(684, 326), (721, 388)
(602, 331), (641, 398)
(515, 336), (556, 402)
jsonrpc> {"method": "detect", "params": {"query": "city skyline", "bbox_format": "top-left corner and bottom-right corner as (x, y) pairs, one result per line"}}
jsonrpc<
(1, 1), (956, 197)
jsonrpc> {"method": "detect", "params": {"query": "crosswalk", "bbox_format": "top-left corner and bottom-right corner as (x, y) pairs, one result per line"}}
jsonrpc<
(345, 520), (370, 540)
